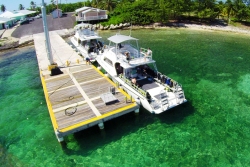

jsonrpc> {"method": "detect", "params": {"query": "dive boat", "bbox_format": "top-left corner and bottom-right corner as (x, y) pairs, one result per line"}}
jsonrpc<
(71, 23), (104, 62)
(96, 33), (187, 114)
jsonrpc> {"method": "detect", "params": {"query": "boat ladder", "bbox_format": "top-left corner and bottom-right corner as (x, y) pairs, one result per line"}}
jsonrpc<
(174, 86), (185, 104)
(160, 90), (169, 111)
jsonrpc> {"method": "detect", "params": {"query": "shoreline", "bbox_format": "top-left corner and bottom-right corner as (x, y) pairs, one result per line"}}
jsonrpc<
(183, 24), (250, 35)
(1, 23), (250, 52)
(132, 23), (250, 35)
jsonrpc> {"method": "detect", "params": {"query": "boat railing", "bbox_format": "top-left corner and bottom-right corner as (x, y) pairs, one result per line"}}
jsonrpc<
(140, 47), (152, 61)
(174, 91), (185, 104)
(119, 74), (148, 98)
(78, 29), (98, 37)
(156, 72), (184, 94)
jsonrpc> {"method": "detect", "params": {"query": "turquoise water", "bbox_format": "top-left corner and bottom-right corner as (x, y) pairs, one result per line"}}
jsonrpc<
(1, 29), (250, 166)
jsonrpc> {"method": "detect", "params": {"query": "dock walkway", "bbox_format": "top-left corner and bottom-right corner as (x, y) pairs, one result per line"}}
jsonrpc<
(34, 32), (139, 141)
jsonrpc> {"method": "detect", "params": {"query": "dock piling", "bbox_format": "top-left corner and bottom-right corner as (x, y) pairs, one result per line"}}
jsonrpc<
(98, 122), (104, 130)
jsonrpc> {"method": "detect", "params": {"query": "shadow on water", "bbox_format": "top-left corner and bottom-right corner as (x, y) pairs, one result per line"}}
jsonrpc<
(156, 101), (195, 124)
(60, 101), (194, 155)
(60, 110), (155, 155)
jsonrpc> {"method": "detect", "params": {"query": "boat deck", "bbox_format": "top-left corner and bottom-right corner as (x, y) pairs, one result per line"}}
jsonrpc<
(33, 32), (139, 141)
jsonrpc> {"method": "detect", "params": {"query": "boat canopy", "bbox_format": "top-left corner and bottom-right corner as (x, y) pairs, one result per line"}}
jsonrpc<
(108, 34), (138, 44)
(74, 23), (93, 30)
(78, 35), (102, 41)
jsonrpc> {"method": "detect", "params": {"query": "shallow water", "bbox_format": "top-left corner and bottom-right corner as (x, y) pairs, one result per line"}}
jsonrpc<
(0, 29), (250, 166)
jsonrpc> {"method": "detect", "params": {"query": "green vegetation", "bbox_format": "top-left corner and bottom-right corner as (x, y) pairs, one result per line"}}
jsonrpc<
(18, 4), (24, 10)
(0, 4), (6, 12)
(51, 0), (250, 26)
(2, 1), (250, 26)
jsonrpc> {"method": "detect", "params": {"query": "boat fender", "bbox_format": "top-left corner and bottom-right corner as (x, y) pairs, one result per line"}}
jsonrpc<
(66, 61), (70, 66)
(170, 80), (174, 87)
(165, 87), (170, 91)
(166, 78), (171, 85)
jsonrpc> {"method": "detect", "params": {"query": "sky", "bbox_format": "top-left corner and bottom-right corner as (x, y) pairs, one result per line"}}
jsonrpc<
(0, 0), (86, 12)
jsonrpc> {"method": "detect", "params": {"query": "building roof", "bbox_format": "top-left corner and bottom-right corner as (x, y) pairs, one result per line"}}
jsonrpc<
(0, 11), (17, 18)
(0, 10), (36, 18)
(81, 8), (103, 14)
(17, 10), (36, 15)
(75, 7), (91, 13)
(52, 9), (62, 12)
(51, 9), (62, 13)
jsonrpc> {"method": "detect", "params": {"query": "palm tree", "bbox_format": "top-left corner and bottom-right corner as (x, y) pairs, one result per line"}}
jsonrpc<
(91, 0), (99, 8)
(99, 0), (117, 11)
(225, 0), (236, 24)
(19, 4), (25, 10)
(30, 1), (36, 10)
(1, 4), (6, 12)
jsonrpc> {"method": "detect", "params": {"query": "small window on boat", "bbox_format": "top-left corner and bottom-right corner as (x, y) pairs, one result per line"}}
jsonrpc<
(104, 58), (113, 66)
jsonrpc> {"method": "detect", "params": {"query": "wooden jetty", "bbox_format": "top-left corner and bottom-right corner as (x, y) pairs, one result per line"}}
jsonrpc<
(33, 31), (139, 142)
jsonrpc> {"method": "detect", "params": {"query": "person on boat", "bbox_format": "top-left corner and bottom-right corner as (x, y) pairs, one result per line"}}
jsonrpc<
(86, 57), (90, 65)
(118, 43), (123, 49)
(144, 48), (152, 61)
(131, 77), (137, 84)
(97, 41), (103, 50)
(125, 52), (130, 63)
(142, 65), (149, 76)
(147, 48), (152, 56)
(90, 40), (98, 54)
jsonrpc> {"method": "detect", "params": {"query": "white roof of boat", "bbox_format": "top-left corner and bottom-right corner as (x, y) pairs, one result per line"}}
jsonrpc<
(79, 36), (102, 41)
(108, 34), (138, 44)
(74, 23), (93, 29)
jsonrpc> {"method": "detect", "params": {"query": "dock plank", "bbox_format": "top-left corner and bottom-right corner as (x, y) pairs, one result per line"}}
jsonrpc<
(49, 86), (85, 110)
(46, 74), (74, 92)
(73, 69), (103, 83)
(54, 103), (95, 129)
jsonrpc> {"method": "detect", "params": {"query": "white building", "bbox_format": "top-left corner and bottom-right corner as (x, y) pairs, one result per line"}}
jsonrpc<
(75, 7), (108, 22)
(0, 17), (16, 29)
(51, 9), (62, 18)
(0, 10), (37, 29)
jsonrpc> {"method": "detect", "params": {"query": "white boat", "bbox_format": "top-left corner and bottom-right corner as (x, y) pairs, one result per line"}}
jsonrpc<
(96, 33), (187, 114)
(71, 23), (104, 62)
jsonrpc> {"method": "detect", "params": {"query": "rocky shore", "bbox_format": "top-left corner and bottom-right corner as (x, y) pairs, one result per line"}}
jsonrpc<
(0, 29), (75, 51)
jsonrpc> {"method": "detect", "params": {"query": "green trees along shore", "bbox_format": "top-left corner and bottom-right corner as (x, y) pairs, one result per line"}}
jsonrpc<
(1, 0), (250, 25)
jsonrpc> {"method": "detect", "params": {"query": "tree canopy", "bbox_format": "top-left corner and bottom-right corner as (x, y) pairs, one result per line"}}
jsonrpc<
(19, 4), (25, 10)
(104, 0), (250, 25)
(1, 4), (6, 12)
